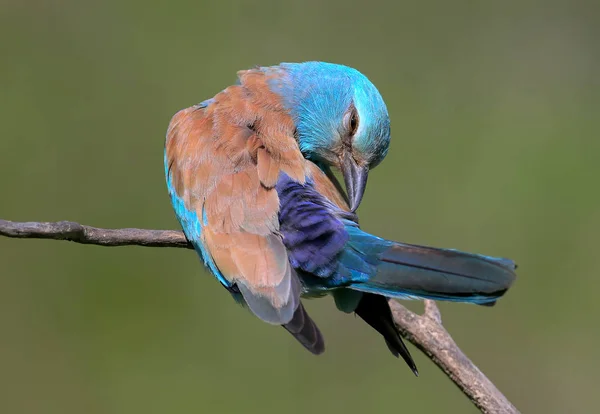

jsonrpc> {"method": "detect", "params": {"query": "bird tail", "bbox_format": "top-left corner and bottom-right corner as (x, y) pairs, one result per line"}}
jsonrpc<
(354, 293), (419, 375)
(283, 302), (325, 355)
(343, 226), (517, 305)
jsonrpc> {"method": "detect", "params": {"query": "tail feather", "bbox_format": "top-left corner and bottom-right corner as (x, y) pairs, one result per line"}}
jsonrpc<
(355, 293), (418, 376)
(283, 302), (325, 355)
(344, 227), (517, 305)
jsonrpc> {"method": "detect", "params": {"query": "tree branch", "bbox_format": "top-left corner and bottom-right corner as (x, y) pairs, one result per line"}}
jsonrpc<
(0, 219), (518, 414)
(389, 300), (517, 413)
(0, 219), (191, 248)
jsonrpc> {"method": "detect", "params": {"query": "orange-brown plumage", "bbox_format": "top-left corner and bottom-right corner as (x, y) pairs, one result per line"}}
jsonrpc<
(165, 68), (314, 325)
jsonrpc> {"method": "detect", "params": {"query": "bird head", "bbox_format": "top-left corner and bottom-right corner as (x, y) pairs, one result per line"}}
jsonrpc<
(269, 62), (391, 212)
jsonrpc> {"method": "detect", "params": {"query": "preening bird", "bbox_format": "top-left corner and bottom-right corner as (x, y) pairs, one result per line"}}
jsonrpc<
(164, 62), (517, 375)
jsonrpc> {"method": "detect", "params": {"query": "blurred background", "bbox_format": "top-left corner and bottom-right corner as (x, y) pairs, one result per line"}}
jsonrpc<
(1, 0), (599, 413)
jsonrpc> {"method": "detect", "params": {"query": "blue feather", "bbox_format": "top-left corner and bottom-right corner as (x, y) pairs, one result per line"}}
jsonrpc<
(276, 171), (516, 305)
(164, 149), (230, 288)
(268, 62), (391, 168)
(277, 173), (348, 277)
(339, 225), (516, 305)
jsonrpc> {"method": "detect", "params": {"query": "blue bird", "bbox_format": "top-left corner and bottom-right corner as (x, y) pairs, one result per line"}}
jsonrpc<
(165, 62), (517, 375)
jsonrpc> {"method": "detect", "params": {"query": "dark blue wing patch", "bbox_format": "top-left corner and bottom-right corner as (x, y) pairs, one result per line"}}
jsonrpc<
(276, 173), (349, 277)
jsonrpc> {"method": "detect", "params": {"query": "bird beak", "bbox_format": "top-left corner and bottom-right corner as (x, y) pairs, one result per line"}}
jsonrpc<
(341, 152), (369, 212)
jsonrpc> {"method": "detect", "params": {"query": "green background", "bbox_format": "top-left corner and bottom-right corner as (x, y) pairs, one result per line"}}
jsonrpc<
(2, 1), (599, 413)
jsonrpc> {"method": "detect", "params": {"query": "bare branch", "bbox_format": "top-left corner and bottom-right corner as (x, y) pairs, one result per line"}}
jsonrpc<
(423, 297), (443, 323)
(390, 300), (518, 414)
(1, 219), (518, 414)
(0, 219), (191, 248)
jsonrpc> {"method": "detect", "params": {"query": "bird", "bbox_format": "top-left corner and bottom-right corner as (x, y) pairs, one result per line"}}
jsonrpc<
(164, 61), (517, 375)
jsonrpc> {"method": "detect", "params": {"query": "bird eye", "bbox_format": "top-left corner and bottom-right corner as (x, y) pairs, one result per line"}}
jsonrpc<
(345, 105), (359, 136)
(350, 113), (358, 135)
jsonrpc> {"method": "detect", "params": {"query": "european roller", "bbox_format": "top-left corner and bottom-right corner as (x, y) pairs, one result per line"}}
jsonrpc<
(164, 62), (516, 375)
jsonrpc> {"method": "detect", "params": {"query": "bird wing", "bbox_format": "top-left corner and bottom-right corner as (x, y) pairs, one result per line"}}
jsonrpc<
(165, 69), (310, 325)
